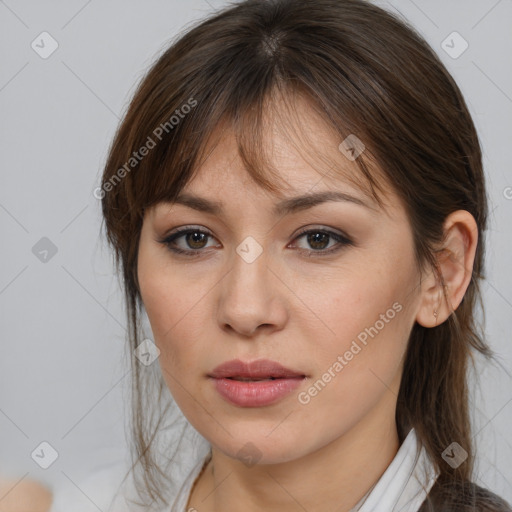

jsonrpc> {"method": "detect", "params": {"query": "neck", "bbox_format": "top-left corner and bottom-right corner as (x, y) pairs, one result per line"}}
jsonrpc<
(187, 390), (401, 512)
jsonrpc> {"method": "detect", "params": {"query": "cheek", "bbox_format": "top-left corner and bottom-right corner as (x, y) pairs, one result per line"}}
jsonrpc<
(296, 265), (412, 395)
(298, 269), (404, 345)
(296, 297), (409, 434)
(138, 265), (203, 380)
(143, 285), (206, 368)
(141, 284), (207, 412)
(138, 242), (207, 347)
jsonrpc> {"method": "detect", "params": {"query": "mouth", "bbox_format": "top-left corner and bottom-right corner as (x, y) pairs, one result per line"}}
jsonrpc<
(208, 358), (306, 380)
(208, 359), (306, 407)
(226, 376), (286, 381)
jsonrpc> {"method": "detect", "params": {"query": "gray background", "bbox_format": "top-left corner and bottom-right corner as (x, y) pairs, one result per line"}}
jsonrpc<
(1, 0), (511, 504)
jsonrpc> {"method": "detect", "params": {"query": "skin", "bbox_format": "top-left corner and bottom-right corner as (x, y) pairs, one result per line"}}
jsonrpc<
(0, 478), (52, 512)
(137, 97), (478, 512)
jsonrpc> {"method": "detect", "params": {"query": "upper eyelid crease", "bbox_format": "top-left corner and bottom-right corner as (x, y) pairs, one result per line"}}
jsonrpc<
(166, 190), (375, 217)
(160, 226), (352, 257)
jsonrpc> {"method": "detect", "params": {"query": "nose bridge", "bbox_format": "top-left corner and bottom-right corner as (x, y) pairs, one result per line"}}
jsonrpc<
(227, 234), (270, 302)
(217, 234), (284, 335)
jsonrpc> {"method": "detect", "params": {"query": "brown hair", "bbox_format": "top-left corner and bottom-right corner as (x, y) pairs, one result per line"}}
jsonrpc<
(99, 0), (509, 509)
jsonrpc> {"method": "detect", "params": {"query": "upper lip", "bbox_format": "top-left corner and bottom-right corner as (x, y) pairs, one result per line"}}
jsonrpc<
(209, 359), (305, 379)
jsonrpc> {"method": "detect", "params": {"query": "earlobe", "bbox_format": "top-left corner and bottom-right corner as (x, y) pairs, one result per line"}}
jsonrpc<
(415, 210), (478, 328)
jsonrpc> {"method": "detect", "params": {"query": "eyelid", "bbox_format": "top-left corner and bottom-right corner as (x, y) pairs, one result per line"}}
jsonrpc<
(162, 224), (214, 237)
(292, 225), (351, 242)
(158, 224), (353, 257)
(161, 224), (350, 241)
(159, 225), (218, 246)
(289, 226), (353, 256)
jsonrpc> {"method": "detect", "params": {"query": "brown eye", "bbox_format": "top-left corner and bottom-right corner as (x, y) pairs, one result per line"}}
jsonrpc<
(290, 228), (353, 256)
(306, 232), (330, 250)
(159, 226), (218, 256)
(184, 231), (209, 249)
(159, 225), (353, 258)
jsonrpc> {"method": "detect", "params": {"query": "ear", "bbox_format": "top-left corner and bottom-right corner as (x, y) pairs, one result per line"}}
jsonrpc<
(415, 210), (478, 328)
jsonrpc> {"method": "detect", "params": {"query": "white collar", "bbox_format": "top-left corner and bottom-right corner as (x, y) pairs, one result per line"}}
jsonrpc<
(351, 427), (440, 511)
(175, 427), (439, 512)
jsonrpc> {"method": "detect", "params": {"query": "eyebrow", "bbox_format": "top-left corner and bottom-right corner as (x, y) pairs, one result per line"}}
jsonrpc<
(170, 190), (374, 216)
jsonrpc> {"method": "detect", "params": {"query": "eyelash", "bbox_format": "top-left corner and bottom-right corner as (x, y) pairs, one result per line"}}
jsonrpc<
(158, 225), (353, 258)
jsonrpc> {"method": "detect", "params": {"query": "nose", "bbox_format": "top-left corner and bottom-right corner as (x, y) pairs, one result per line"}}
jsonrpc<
(217, 243), (289, 338)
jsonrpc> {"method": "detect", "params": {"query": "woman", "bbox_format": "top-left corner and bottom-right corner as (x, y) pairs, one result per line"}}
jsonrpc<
(51, 0), (511, 510)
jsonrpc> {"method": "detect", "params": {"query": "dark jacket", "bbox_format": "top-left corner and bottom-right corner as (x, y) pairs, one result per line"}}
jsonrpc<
(418, 479), (512, 511)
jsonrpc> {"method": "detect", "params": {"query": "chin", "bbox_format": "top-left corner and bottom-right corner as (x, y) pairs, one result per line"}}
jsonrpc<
(198, 418), (325, 466)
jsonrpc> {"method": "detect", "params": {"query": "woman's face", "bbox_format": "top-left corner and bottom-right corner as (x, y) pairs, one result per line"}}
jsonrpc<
(137, 104), (426, 465)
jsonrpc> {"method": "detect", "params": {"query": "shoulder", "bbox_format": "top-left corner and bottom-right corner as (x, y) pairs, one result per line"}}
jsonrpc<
(418, 479), (512, 512)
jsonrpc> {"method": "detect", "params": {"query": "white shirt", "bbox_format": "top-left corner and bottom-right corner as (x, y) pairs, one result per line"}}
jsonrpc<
(49, 426), (439, 512)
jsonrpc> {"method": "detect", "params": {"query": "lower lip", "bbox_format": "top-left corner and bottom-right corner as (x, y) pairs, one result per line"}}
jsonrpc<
(211, 377), (304, 407)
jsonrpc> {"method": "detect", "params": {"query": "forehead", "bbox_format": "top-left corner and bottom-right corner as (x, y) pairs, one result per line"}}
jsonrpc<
(183, 97), (384, 205)
(149, 91), (399, 221)
(151, 139), (393, 227)
(180, 143), (373, 216)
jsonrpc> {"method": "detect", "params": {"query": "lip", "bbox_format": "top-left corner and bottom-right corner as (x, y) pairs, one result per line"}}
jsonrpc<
(208, 359), (306, 407)
(209, 359), (305, 379)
